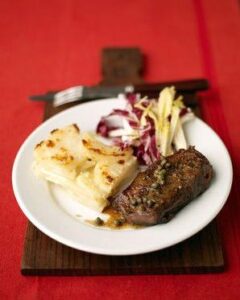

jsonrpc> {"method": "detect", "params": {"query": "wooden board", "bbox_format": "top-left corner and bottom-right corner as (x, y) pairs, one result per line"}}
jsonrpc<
(21, 48), (224, 275)
(22, 221), (224, 275)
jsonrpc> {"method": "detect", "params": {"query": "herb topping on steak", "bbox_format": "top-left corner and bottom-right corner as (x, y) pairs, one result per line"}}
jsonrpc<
(113, 147), (213, 225)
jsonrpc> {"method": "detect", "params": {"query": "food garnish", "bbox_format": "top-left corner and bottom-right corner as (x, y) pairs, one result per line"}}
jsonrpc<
(95, 217), (104, 226)
(96, 86), (194, 165)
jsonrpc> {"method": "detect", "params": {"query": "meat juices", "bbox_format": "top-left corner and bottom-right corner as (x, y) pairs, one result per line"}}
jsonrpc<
(113, 147), (213, 226)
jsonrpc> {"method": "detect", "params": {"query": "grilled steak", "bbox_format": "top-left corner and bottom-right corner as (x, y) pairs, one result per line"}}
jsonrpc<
(113, 147), (213, 225)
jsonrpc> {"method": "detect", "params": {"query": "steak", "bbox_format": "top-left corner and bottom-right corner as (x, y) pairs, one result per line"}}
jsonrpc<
(113, 147), (213, 225)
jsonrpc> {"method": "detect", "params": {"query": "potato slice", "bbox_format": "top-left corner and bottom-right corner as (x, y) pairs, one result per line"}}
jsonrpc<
(80, 132), (133, 161)
(93, 156), (138, 195)
(33, 124), (85, 181)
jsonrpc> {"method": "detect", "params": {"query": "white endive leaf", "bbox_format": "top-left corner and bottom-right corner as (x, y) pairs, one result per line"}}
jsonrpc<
(173, 119), (187, 150)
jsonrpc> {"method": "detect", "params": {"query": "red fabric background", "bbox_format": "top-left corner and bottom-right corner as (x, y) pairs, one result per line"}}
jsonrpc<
(1, 0), (240, 299)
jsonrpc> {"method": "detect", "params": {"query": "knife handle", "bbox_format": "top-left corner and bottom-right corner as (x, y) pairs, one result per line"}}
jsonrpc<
(134, 79), (209, 93)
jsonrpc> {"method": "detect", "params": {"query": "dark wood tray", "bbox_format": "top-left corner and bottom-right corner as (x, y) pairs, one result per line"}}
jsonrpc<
(21, 48), (224, 275)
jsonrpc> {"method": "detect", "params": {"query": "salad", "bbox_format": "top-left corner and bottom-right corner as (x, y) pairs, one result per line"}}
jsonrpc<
(96, 87), (194, 165)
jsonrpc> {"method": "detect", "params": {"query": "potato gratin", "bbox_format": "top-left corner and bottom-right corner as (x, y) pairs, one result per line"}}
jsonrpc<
(33, 124), (138, 212)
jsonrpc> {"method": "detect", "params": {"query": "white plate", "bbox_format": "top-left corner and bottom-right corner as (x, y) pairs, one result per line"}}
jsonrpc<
(12, 98), (233, 255)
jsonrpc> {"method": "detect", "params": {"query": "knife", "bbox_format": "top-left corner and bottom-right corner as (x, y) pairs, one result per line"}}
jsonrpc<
(29, 79), (208, 107)
(30, 85), (134, 107)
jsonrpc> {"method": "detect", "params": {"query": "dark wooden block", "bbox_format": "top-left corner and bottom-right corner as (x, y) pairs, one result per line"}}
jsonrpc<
(101, 48), (143, 85)
(21, 48), (224, 275)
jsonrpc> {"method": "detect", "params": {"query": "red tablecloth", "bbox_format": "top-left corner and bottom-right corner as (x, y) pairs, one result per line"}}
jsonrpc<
(1, 0), (240, 299)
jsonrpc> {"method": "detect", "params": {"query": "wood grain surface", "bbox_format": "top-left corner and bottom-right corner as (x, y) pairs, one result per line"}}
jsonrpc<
(22, 221), (224, 275)
(21, 48), (224, 275)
